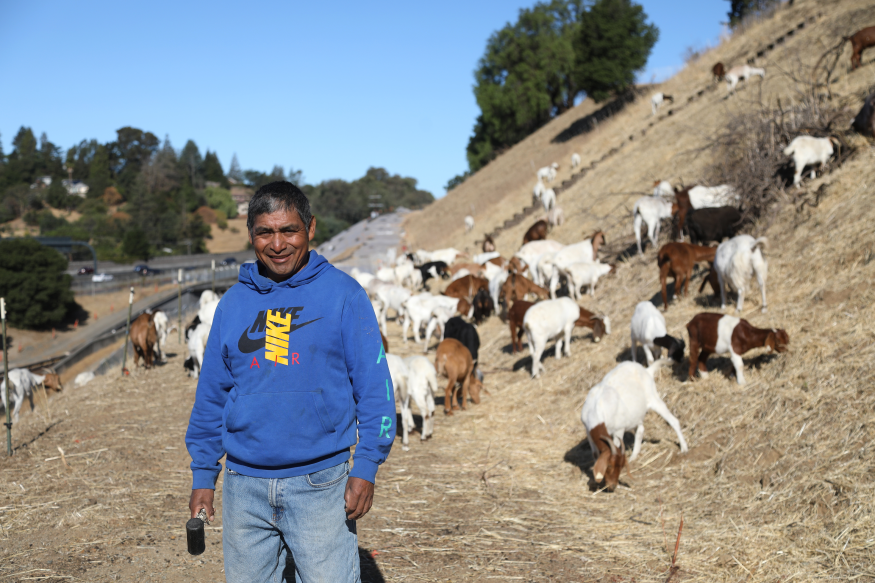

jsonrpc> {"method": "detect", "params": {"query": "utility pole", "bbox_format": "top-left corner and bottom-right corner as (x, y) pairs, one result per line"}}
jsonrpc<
(211, 260), (216, 295)
(177, 269), (183, 345)
(121, 287), (134, 376)
(2, 298), (11, 456)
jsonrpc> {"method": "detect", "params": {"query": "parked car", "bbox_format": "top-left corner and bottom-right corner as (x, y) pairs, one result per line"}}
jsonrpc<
(77, 266), (94, 275)
(133, 264), (149, 274)
(142, 267), (163, 276)
(92, 273), (114, 282)
(221, 257), (237, 266)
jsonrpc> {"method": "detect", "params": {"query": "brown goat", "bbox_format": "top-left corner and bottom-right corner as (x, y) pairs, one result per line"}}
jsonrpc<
(447, 262), (484, 277)
(849, 26), (875, 70)
(443, 275), (489, 301)
(672, 187), (693, 237)
(522, 220), (549, 245)
(508, 256), (526, 274)
(130, 313), (158, 368)
(686, 313), (789, 385)
(40, 370), (63, 393)
(500, 272), (549, 307)
(435, 338), (482, 415)
(482, 234), (496, 253)
(712, 61), (726, 81)
(576, 306), (609, 342)
(507, 300), (534, 354)
(657, 242), (716, 310)
(589, 422), (626, 492)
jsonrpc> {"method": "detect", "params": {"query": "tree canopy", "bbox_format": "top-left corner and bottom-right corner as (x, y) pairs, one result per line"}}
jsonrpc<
(465, 0), (656, 173)
(0, 239), (77, 329)
(726, 0), (779, 27)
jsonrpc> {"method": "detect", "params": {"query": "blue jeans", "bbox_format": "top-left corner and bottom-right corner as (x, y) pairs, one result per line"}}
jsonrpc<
(222, 461), (360, 583)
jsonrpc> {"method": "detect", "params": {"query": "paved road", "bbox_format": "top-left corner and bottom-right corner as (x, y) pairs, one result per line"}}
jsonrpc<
(315, 209), (408, 274)
(67, 249), (256, 277)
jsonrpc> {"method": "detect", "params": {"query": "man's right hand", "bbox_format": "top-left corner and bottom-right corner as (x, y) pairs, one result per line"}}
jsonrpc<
(189, 489), (215, 522)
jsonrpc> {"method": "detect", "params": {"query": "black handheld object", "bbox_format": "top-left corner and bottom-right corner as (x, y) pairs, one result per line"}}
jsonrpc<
(186, 509), (207, 555)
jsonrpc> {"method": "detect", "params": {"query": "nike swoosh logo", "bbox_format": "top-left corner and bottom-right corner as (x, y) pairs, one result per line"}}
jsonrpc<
(237, 318), (323, 354)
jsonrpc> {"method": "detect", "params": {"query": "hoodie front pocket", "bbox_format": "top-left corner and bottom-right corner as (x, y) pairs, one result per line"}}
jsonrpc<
(224, 390), (338, 466)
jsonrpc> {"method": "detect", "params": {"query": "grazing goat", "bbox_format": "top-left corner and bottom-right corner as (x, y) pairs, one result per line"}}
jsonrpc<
(523, 298), (610, 378)
(673, 184), (739, 238)
(657, 242), (716, 310)
(421, 248), (466, 265)
(581, 361), (689, 490)
(482, 234), (496, 253)
(630, 301), (685, 365)
(541, 188), (556, 212)
(186, 322), (211, 378)
(571, 153), (581, 168)
(726, 65), (765, 93)
(371, 282), (412, 335)
(713, 235), (768, 313)
(435, 338), (480, 415)
(633, 196), (673, 254)
(472, 251), (500, 265)
(444, 316), (480, 363)
(507, 300), (534, 354)
(522, 220), (549, 245)
(547, 206), (564, 227)
(653, 180), (674, 197)
(464, 215), (474, 232)
(651, 92), (673, 116)
(401, 293), (449, 344)
(783, 135), (839, 187)
(351, 267), (376, 291)
(471, 288), (494, 324)
(686, 206), (742, 246)
(130, 312), (159, 369)
(516, 240), (564, 284)
(0, 369), (57, 423)
(422, 299), (470, 350)
(402, 355), (438, 444)
(686, 313), (788, 385)
(537, 162), (559, 182)
(560, 261), (614, 300)
(443, 275), (489, 303)
(500, 272), (549, 308)
(386, 354), (411, 448)
(151, 310), (170, 362)
(849, 26), (875, 70)
(852, 91), (875, 137)
(547, 231), (606, 299)
(199, 290), (219, 307)
(712, 62), (726, 81)
(418, 261), (449, 289)
(533, 179), (546, 202)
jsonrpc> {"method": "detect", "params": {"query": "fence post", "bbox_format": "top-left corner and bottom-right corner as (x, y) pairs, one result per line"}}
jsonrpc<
(178, 269), (183, 345)
(211, 260), (216, 295)
(2, 298), (11, 456)
(121, 287), (134, 376)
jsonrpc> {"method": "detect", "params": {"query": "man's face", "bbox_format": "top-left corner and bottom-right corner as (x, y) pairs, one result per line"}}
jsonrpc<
(249, 207), (316, 282)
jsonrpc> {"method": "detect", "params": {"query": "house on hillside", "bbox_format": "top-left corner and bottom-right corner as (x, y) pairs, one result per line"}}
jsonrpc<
(30, 176), (52, 189)
(62, 179), (90, 197)
(231, 185), (252, 215)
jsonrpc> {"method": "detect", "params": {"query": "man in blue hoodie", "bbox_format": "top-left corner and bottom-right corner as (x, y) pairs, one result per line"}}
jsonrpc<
(185, 181), (395, 582)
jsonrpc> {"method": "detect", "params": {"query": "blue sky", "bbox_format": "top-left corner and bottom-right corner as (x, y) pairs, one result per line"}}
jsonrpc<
(0, 1), (727, 198)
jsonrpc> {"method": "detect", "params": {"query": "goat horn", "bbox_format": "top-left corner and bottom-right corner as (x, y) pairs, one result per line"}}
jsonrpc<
(600, 435), (617, 455)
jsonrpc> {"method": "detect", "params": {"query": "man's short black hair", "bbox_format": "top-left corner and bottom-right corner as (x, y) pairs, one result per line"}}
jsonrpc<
(247, 181), (313, 233)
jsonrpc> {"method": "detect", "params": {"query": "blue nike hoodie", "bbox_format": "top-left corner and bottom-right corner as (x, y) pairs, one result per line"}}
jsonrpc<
(185, 251), (395, 490)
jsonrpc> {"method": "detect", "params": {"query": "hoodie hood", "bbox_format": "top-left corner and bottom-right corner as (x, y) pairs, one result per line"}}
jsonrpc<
(239, 251), (331, 293)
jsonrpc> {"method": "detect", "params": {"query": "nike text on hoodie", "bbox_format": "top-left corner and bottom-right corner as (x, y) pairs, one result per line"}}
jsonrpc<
(185, 251), (396, 489)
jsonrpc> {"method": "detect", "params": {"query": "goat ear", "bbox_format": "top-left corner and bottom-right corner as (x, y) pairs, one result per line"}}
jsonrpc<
(592, 451), (610, 482)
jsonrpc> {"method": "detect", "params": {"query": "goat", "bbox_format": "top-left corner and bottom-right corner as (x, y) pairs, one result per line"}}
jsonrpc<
(0, 369), (55, 423)
(507, 299), (534, 354)
(422, 299), (470, 350)
(533, 179), (546, 203)
(482, 234), (496, 253)
(686, 206), (742, 246)
(500, 272), (549, 309)
(130, 312), (158, 369)
(712, 62), (726, 81)
(472, 251), (500, 265)
(547, 206), (564, 227)
(199, 290), (219, 307)
(418, 261), (449, 289)
(401, 293), (446, 344)
(548, 231), (606, 299)
(783, 135), (839, 187)
(630, 301), (685, 365)
(713, 235), (768, 313)
(488, 269), (510, 315)
(672, 184), (739, 239)
(571, 153), (581, 168)
(581, 360), (689, 491)
(686, 312), (788, 385)
(651, 92), (673, 116)
(464, 215), (474, 232)
(186, 322), (210, 379)
(386, 354), (411, 448)
(523, 298), (610, 378)
(351, 267), (376, 291)
(560, 261), (614, 300)
(515, 240), (564, 284)
(726, 65), (765, 93)
(653, 180), (674, 197)
(537, 162), (559, 182)
(402, 355), (438, 444)
(371, 282), (412, 335)
(151, 310), (170, 362)
(541, 188), (556, 212)
(522, 220), (549, 245)
(633, 196), (673, 254)
(852, 91), (875, 138)
(435, 338), (481, 415)
(849, 26), (875, 70)
(471, 288), (494, 324)
(657, 242), (716, 310)
(444, 316), (480, 363)
(443, 275), (489, 303)
(429, 248), (466, 265)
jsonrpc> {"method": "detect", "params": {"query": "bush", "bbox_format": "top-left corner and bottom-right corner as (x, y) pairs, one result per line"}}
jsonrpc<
(0, 239), (77, 329)
(122, 227), (151, 261)
(204, 186), (237, 218)
(215, 209), (228, 230)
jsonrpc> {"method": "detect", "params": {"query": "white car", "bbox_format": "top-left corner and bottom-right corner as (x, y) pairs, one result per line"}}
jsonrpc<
(92, 273), (114, 282)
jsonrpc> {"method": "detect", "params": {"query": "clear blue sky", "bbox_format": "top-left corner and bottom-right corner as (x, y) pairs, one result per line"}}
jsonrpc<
(0, 1), (727, 198)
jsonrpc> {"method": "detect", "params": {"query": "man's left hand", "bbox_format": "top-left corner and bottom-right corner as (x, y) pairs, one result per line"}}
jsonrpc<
(344, 477), (374, 520)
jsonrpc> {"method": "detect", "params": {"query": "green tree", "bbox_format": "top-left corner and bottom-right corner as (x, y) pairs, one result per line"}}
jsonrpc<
(573, 0), (658, 102)
(467, 0), (583, 171)
(204, 186), (238, 218)
(87, 144), (112, 200)
(179, 140), (204, 189)
(228, 153), (243, 182)
(726, 0), (778, 27)
(111, 127), (159, 192)
(0, 239), (77, 329)
(445, 171), (471, 192)
(203, 150), (230, 187)
(123, 227), (151, 261)
(46, 178), (73, 209)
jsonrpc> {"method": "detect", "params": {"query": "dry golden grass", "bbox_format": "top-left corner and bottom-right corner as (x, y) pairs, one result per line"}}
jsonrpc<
(205, 217), (249, 254)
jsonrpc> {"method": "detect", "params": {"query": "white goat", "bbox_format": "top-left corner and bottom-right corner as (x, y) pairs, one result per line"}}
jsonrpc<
(726, 65), (765, 93)
(464, 215), (475, 232)
(187, 322), (210, 379)
(537, 162), (559, 182)
(351, 267), (376, 291)
(386, 354), (412, 450)
(571, 153), (581, 169)
(0, 369), (46, 423)
(548, 237), (602, 299)
(546, 206), (565, 227)
(533, 179), (546, 202)
(651, 92), (673, 116)
(523, 297), (597, 378)
(429, 248), (465, 265)
(630, 301), (686, 365)
(561, 262), (613, 300)
(714, 235), (768, 313)
(198, 299), (220, 327)
(423, 303), (459, 351)
(688, 184), (739, 208)
(376, 266), (396, 284)
(515, 240), (565, 285)
(473, 251), (500, 265)
(541, 187), (556, 211)
(783, 135), (839, 187)
(581, 361), (689, 467)
(371, 282), (412, 335)
(653, 180), (674, 197)
(402, 293), (459, 345)
(403, 355), (438, 444)
(152, 310), (170, 362)
(199, 290), (219, 307)
(488, 269), (509, 312)
(633, 196), (673, 255)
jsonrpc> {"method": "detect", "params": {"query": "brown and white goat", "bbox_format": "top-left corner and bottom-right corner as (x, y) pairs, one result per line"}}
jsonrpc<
(443, 275), (489, 301)
(500, 272), (549, 308)
(686, 312), (789, 385)
(507, 299), (534, 354)
(435, 338), (482, 415)
(523, 220), (549, 245)
(712, 62), (726, 81)
(130, 312), (159, 368)
(657, 242), (716, 310)
(849, 26), (875, 70)
(482, 234), (496, 253)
